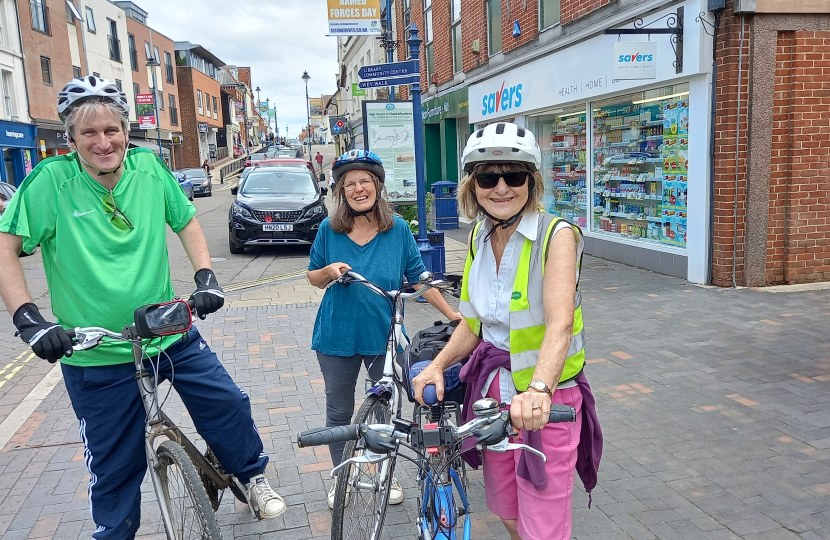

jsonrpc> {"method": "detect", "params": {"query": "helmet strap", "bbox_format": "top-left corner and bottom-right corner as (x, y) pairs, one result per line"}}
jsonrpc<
(77, 147), (127, 178)
(473, 192), (523, 242)
(347, 199), (377, 223)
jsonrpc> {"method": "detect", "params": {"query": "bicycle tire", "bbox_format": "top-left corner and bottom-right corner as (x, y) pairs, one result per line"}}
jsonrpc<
(157, 440), (223, 540)
(331, 393), (395, 540)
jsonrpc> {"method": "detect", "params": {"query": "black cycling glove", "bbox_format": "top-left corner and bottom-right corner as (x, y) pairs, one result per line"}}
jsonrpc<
(190, 268), (224, 320)
(13, 303), (73, 363)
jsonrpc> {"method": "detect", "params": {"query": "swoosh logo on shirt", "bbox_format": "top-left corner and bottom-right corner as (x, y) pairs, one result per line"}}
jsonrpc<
(74, 210), (95, 217)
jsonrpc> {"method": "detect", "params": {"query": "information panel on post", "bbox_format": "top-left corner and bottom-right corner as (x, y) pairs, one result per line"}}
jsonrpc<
(362, 100), (416, 203)
(327, 0), (381, 35)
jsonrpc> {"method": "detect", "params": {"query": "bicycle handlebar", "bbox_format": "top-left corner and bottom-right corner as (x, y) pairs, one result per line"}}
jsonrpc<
(296, 403), (576, 451)
(327, 270), (454, 302)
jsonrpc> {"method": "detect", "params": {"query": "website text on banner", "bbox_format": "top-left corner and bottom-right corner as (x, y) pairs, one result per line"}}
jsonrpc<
(136, 94), (157, 130)
(327, 0), (381, 35)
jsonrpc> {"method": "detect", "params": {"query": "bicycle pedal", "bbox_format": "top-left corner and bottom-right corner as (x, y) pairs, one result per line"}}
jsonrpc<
(456, 506), (466, 517)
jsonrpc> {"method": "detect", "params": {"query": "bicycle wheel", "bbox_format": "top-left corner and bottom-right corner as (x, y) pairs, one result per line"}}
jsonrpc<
(331, 393), (395, 540)
(156, 440), (223, 540)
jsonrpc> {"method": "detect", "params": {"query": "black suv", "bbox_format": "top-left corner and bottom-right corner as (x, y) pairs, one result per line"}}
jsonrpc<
(228, 167), (327, 254)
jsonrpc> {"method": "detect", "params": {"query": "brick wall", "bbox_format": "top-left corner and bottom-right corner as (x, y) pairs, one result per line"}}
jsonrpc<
(18, 0), (77, 122)
(561, 0), (610, 25)
(432, 0), (453, 85)
(501, 0), (538, 53)
(176, 67), (200, 169)
(711, 7), (751, 287)
(460, 0), (488, 71)
(766, 30), (830, 284)
(237, 67), (252, 89)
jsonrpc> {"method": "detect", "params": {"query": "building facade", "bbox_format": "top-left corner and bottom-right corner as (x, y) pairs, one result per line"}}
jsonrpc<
(114, 1), (181, 168)
(335, 35), (387, 149)
(175, 41), (224, 169)
(0, 0), (33, 185)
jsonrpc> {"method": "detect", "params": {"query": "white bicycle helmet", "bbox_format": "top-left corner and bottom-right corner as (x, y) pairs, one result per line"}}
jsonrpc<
(57, 75), (130, 122)
(461, 122), (542, 173)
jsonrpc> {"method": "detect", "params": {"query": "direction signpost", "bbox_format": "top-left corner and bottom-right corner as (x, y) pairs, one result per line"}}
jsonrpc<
(358, 75), (419, 89)
(358, 60), (417, 80)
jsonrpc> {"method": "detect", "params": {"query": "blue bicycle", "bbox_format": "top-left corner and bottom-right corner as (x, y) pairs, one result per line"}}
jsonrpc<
(298, 388), (576, 540)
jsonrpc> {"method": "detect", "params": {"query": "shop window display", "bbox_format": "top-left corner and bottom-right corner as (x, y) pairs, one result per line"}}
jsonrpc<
(591, 84), (689, 248)
(528, 107), (587, 228)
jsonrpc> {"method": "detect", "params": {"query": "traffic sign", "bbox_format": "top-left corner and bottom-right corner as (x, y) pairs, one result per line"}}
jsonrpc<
(358, 75), (420, 89)
(358, 60), (418, 80)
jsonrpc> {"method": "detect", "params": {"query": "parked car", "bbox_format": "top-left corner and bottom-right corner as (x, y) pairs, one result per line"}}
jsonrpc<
(244, 153), (269, 167)
(0, 181), (14, 217)
(228, 167), (327, 254)
(172, 171), (194, 201)
(182, 168), (212, 197)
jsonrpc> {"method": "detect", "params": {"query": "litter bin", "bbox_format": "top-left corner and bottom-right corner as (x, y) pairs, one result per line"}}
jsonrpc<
(431, 181), (459, 230)
(412, 230), (445, 276)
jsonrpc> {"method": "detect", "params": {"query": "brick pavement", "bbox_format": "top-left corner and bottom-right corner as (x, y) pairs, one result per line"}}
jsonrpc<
(1, 255), (830, 539)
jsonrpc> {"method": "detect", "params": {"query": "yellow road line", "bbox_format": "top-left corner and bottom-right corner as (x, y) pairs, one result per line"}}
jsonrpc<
(224, 270), (307, 292)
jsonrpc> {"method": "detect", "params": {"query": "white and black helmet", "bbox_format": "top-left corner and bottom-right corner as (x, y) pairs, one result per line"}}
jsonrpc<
(461, 122), (542, 173)
(57, 75), (130, 122)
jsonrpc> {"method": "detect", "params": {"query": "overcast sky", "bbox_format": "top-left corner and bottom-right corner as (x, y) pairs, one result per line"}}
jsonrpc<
(135, 0), (339, 138)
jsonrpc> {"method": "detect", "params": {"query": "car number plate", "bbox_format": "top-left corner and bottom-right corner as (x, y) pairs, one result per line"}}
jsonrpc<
(263, 224), (292, 232)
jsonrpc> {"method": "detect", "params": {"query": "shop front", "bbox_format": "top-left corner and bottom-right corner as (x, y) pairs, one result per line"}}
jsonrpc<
(421, 87), (470, 191)
(468, 0), (710, 283)
(38, 128), (72, 159)
(0, 120), (37, 186)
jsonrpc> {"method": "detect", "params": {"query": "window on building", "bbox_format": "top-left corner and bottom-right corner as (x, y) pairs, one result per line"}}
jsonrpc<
(212, 96), (218, 119)
(31, 0), (49, 34)
(115, 79), (122, 91)
(424, 0), (433, 80)
(85, 6), (95, 33)
(158, 91), (163, 110)
(451, 0), (462, 73)
(404, 0), (411, 59)
(72, 66), (81, 78)
(128, 34), (137, 71)
(65, 1), (75, 24)
(197, 90), (203, 115)
(169, 94), (178, 126)
(107, 19), (121, 62)
(40, 56), (51, 85)
(2, 71), (16, 118)
(144, 42), (153, 63)
(92, 71), (100, 77)
(153, 46), (160, 66)
(165, 51), (173, 83)
(133, 82), (140, 112)
(206, 93), (211, 115)
(486, 0), (502, 55)
(539, 0), (560, 30)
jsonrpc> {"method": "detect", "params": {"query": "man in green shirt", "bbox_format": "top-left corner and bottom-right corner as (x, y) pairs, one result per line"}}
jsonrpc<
(0, 76), (286, 539)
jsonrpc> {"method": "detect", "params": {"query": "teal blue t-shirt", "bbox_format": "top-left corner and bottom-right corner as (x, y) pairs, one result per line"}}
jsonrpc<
(308, 216), (426, 356)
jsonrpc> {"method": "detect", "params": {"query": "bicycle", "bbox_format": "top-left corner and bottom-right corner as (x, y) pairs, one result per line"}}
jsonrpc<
(67, 298), (257, 540)
(320, 270), (458, 540)
(298, 396), (576, 540)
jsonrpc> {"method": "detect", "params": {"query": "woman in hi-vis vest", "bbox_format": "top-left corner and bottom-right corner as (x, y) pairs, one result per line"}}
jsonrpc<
(412, 122), (602, 540)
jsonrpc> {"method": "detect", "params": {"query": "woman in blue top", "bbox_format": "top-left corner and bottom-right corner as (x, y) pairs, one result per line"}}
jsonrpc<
(307, 149), (460, 508)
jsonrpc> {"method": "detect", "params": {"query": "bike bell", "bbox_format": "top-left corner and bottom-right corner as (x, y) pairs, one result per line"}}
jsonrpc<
(472, 398), (500, 417)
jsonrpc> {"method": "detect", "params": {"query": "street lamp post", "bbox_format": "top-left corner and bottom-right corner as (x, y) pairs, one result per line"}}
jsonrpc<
(255, 86), (261, 145)
(239, 84), (249, 156)
(302, 71), (311, 159)
(146, 57), (163, 162)
(266, 98), (271, 138)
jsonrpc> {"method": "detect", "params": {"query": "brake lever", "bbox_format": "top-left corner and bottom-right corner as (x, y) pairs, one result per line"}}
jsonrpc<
(330, 452), (387, 478)
(502, 443), (547, 461)
(72, 330), (107, 351)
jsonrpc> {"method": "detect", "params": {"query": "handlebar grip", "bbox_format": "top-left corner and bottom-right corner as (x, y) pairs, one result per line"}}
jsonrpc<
(423, 385), (438, 406)
(187, 297), (196, 310)
(297, 424), (361, 448)
(66, 328), (76, 339)
(549, 403), (576, 423)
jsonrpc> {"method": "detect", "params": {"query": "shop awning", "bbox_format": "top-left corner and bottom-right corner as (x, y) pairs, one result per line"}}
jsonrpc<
(129, 138), (170, 159)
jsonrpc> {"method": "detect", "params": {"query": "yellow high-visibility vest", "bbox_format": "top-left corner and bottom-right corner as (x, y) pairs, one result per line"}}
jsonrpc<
(460, 212), (585, 391)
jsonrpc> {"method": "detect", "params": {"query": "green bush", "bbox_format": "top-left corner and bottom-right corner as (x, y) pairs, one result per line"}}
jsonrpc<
(397, 193), (434, 234)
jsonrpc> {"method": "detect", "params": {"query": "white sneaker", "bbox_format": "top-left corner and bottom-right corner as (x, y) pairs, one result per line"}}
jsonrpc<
(389, 477), (403, 505)
(245, 474), (287, 519)
(328, 483), (351, 509)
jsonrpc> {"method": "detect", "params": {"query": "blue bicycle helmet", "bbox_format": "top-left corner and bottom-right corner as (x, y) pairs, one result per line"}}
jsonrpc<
(332, 149), (385, 184)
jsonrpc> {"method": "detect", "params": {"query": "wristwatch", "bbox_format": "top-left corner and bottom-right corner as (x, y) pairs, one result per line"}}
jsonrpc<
(527, 380), (553, 397)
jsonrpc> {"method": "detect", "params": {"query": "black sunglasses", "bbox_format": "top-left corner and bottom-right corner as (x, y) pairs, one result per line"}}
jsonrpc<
(474, 172), (529, 190)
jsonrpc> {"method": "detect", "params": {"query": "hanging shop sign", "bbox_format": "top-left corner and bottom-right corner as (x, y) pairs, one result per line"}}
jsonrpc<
(468, 0), (703, 123)
(234, 102), (245, 122)
(613, 41), (657, 80)
(362, 100), (415, 203)
(351, 82), (367, 97)
(198, 122), (208, 133)
(136, 94), (157, 130)
(309, 97), (324, 120)
(329, 115), (348, 134)
(171, 134), (183, 145)
(327, 0), (381, 35)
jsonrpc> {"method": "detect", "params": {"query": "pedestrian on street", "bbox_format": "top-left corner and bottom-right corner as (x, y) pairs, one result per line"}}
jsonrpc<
(306, 149), (462, 509)
(412, 123), (602, 540)
(315, 151), (324, 170)
(0, 76), (288, 539)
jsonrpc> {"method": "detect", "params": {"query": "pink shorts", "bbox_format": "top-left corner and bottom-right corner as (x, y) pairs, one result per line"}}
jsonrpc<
(481, 373), (583, 540)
